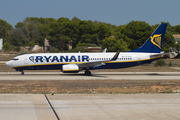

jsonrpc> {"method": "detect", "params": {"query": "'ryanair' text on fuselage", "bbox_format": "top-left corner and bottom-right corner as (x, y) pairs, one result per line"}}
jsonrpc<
(29, 55), (89, 63)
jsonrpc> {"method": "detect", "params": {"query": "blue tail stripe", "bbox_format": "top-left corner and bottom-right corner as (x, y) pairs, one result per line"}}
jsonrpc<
(128, 23), (167, 53)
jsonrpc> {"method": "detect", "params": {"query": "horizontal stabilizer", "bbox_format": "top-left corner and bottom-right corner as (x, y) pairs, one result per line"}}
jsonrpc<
(150, 53), (169, 57)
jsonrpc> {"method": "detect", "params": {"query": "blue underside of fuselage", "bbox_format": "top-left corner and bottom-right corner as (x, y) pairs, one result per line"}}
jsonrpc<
(14, 58), (159, 71)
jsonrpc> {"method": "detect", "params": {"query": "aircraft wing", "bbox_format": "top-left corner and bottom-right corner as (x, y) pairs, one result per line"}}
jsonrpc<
(78, 49), (121, 68)
(78, 61), (105, 68)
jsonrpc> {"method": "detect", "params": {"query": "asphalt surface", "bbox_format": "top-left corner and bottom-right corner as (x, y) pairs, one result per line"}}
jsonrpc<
(0, 72), (180, 80)
(0, 94), (180, 120)
(0, 71), (180, 120)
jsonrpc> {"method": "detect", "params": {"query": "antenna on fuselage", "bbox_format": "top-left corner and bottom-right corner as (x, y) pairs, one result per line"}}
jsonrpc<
(102, 48), (107, 53)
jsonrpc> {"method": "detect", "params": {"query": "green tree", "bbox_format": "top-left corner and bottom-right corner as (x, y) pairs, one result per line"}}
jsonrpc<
(15, 46), (21, 52)
(162, 31), (175, 52)
(101, 36), (130, 52)
(72, 16), (81, 22)
(47, 17), (72, 50)
(9, 17), (56, 47)
(69, 46), (91, 52)
(174, 40), (180, 51)
(15, 22), (25, 28)
(47, 17), (114, 50)
(4, 31), (11, 43)
(78, 20), (97, 44)
(47, 35), (71, 51)
(122, 21), (152, 50)
(10, 35), (24, 46)
(28, 41), (35, 47)
(35, 36), (44, 46)
(174, 25), (180, 34)
(97, 23), (111, 44)
(154, 59), (166, 67)
(50, 47), (59, 53)
(0, 19), (12, 39)
(3, 42), (13, 51)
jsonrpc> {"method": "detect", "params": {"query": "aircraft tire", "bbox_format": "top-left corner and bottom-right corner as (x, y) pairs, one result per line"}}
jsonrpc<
(85, 70), (91, 75)
(21, 71), (24, 75)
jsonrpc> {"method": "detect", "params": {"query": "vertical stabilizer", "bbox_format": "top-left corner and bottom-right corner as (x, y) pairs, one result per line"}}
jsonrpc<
(129, 23), (167, 53)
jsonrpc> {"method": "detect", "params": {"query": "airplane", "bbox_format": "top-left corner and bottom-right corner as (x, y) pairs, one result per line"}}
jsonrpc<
(6, 23), (167, 75)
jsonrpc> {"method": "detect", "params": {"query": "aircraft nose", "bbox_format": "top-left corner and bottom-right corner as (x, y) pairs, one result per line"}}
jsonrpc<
(6, 61), (11, 67)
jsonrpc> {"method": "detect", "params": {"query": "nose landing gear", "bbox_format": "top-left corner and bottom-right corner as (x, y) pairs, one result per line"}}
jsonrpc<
(21, 71), (24, 75)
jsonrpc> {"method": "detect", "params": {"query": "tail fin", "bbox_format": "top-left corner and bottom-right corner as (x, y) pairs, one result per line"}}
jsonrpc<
(129, 23), (167, 53)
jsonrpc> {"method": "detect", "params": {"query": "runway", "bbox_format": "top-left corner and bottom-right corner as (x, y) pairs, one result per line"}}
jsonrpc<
(0, 71), (180, 80)
(0, 71), (180, 120)
(0, 94), (180, 120)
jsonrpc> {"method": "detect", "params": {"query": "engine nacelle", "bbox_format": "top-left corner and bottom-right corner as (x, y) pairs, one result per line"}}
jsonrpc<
(62, 64), (79, 73)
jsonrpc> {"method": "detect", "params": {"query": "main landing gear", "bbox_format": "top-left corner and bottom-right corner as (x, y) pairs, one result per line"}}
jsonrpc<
(85, 70), (91, 75)
(21, 71), (24, 75)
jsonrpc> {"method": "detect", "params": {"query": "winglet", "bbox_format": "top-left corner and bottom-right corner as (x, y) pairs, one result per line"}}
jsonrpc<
(111, 49), (121, 61)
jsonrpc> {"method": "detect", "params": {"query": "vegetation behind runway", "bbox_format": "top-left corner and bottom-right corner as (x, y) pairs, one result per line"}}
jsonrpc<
(0, 80), (180, 94)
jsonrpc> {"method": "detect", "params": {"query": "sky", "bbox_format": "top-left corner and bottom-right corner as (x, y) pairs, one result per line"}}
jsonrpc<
(1, 0), (180, 27)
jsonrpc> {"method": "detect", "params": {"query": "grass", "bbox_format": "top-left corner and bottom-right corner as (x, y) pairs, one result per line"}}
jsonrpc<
(0, 80), (179, 94)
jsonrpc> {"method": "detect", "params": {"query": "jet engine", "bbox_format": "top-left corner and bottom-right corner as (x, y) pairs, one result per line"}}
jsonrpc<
(62, 64), (79, 73)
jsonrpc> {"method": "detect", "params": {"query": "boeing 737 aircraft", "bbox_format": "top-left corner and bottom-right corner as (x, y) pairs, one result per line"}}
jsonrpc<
(6, 23), (167, 75)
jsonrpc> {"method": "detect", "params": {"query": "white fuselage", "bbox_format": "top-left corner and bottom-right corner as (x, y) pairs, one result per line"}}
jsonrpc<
(6, 52), (161, 72)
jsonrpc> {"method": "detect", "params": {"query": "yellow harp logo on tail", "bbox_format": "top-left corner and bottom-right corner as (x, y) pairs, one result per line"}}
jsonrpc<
(151, 34), (162, 49)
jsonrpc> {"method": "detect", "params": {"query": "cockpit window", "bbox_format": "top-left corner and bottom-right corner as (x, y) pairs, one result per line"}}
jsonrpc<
(12, 58), (19, 61)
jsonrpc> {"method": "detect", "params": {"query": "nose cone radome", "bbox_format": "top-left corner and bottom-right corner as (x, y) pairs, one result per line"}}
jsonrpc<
(6, 61), (11, 67)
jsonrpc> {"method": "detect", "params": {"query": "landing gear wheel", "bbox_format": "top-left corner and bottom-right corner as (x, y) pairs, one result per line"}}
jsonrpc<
(21, 71), (24, 75)
(85, 70), (91, 75)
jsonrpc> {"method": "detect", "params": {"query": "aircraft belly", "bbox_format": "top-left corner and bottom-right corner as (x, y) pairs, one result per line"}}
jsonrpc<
(15, 64), (64, 71)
